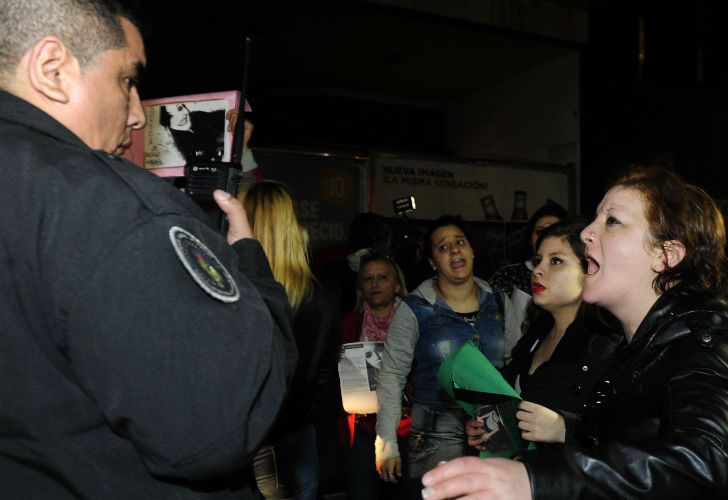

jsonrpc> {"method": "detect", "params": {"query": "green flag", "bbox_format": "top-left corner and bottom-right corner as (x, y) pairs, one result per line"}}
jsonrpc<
(438, 341), (535, 458)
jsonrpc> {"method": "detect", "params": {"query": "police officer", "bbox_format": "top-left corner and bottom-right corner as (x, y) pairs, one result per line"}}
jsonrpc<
(0, 1), (295, 498)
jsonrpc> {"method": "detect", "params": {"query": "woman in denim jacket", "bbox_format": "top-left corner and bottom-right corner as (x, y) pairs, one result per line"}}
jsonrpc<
(374, 216), (520, 494)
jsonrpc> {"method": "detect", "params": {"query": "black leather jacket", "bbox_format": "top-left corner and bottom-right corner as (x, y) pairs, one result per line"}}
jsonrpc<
(522, 290), (728, 499)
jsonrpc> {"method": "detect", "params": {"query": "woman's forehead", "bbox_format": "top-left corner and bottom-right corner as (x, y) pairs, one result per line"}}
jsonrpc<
(363, 261), (391, 273)
(537, 236), (572, 254)
(599, 186), (644, 213)
(432, 225), (464, 241)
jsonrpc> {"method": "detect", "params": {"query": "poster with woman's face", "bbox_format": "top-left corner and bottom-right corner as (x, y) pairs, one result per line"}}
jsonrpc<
(338, 341), (384, 414)
(363, 342), (384, 390)
(123, 91), (248, 177)
(144, 99), (229, 168)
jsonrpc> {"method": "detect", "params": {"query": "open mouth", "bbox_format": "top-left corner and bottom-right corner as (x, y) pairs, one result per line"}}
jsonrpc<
(585, 256), (600, 276)
(532, 281), (545, 294)
(451, 258), (466, 270)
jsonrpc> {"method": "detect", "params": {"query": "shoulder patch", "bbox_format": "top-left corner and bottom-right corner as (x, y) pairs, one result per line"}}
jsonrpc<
(169, 226), (240, 303)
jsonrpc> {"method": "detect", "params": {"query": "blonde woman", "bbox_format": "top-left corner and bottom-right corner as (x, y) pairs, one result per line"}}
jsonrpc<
(239, 180), (339, 500)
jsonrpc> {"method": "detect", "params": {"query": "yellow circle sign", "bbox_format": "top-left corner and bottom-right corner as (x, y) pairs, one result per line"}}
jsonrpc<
(319, 168), (353, 207)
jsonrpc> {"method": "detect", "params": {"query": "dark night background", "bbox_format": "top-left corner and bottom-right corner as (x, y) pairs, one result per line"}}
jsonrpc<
(133, 0), (728, 215)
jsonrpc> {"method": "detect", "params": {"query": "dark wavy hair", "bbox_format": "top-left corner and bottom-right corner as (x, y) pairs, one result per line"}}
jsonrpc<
(158, 103), (190, 128)
(423, 215), (471, 260)
(534, 217), (590, 273)
(519, 201), (569, 261)
(611, 165), (727, 297)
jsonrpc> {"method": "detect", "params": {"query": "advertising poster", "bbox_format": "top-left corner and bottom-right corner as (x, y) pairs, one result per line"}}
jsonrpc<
(371, 156), (571, 221)
(256, 150), (365, 250)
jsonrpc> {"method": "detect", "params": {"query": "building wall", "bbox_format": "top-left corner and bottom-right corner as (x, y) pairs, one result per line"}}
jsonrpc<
(445, 52), (581, 207)
(364, 0), (588, 44)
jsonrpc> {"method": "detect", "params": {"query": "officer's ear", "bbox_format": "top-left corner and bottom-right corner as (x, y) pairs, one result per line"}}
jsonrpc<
(26, 36), (78, 104)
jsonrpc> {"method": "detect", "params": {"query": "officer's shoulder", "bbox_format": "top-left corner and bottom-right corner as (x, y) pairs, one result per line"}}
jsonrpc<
(91, 151), (194, 216)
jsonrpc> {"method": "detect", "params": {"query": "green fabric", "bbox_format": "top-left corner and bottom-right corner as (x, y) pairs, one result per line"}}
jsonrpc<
(438, 341), (535, 457)
(438, 341), (519, 414)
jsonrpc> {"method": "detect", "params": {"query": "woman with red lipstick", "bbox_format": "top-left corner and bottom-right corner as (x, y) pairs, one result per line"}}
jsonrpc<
(419, 166), (728, 500)
(468, 220), (620, 448)
(374, 216), (520, 495)
(489, 202), (568, 333)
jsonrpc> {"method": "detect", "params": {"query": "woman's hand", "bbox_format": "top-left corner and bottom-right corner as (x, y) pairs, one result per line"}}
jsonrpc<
(225, 110), (253, 150)
(376, 456), (402, 483)
(516, 401), (566, 443)
(421, 456), (532, 500)
(466, 418), (486, 450)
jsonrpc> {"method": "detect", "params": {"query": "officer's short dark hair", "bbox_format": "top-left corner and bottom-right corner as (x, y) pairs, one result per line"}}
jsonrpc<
(0, 0), (139, 85)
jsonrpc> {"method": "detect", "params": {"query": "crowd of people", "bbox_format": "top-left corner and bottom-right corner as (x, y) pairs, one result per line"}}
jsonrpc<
(2, 1), (727, 500)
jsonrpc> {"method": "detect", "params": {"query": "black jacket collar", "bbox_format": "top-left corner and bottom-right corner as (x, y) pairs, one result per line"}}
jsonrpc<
(631, 288), (728, 350)
(0, 90), (89, 151)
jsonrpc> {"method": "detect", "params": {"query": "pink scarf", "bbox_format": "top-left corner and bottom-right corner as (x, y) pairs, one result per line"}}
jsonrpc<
(360, 298), (401, 342)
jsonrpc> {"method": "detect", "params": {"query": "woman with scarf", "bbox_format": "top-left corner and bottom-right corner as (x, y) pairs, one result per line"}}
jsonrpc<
(341, 252), (409, 499)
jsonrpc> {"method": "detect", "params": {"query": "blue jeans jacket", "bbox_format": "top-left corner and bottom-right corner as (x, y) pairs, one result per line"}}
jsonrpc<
(375, 277), (519, 466)
(407, 286), (507, 408)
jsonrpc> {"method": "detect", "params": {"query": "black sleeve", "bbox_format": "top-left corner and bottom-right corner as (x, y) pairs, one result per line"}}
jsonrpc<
(65, 217), (295, 482)
(523, 336), (728, 499)
(316, 281), (344, 391)
(291, 281), (342, 419)
(553, 409), (579, 443)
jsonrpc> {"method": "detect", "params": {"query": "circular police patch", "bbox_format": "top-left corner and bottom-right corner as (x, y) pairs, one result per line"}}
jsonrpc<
(169, 226), (240, 303)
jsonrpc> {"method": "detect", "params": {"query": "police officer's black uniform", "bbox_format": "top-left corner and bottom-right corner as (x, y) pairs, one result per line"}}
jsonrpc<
(0, 91), (296, 498)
